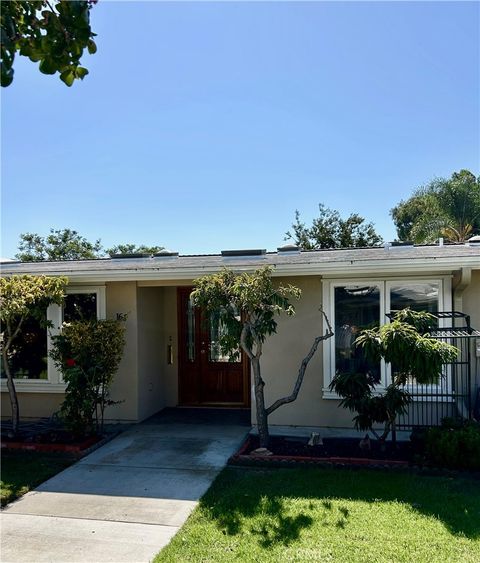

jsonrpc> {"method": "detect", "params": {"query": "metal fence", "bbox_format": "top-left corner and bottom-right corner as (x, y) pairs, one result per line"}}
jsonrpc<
(394, 312), (480, 429)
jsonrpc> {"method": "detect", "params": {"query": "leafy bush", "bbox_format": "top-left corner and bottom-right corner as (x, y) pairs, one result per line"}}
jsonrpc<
(330, 309), (458, 443)
(330, 372), (412, 442)
(424, 419), (480, 470)
(51, 319), (125, 437)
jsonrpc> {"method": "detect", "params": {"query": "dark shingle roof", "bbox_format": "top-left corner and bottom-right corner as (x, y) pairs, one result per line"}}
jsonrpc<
(1, 245), (479, 281)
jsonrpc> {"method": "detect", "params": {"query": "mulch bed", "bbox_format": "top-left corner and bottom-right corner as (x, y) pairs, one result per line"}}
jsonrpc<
(1, 419), (109, 453)
(230, 434), (413, 468)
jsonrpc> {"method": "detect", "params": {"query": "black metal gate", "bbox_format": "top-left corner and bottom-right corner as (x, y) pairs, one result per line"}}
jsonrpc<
(395, 312), (480, 429)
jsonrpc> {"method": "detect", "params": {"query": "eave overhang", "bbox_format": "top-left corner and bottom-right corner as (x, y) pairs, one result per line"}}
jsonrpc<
(2, 254), (479, 284)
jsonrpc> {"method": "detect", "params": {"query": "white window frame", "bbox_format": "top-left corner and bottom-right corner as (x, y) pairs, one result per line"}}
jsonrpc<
(322, 276), (451, 399)
(1, 285), (106, 393)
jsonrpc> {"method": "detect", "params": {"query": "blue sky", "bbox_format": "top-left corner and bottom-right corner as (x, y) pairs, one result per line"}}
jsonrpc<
(2, 1), (479, 258)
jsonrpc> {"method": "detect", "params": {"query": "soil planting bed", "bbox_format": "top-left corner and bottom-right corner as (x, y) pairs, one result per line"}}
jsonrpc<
(1, 419), (110, 453)
(230, 434), (412, 468)
(1, 434), (102, 453)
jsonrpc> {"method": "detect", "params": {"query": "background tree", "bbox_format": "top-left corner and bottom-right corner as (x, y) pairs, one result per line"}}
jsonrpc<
(330, 309), (458, 444)
(391, 170), (480, 243)
(106, 244), (165, 256)
(1, 0), (97, 87)
(51, 318), (126, 436)
(15, 228), (166, 261)
(16, 228), (103, 261)
(286, 204), (382, 250)
(191, 266), (333, 449)
(0, 274), (68, 435)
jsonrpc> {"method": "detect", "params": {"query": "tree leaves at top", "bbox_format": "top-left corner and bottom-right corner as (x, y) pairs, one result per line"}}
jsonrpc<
(1, 0), (97, 87)
(391, 170), (480, 243)
(16, 228), (103, 261)
(286, 204), (383, 250)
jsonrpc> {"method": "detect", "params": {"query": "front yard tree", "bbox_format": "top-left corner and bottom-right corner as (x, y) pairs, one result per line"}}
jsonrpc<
(0, 275), (68, 435)
(286, 204), (382, 250)
(191, 266), (333, 449)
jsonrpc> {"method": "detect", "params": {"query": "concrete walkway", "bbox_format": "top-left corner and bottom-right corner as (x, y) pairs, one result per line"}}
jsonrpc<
(1, 411), (249, 563)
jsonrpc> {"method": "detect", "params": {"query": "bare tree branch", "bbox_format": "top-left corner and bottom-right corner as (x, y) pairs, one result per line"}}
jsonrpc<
(4, 316), (25, 353)
(266, 308), (334, 416)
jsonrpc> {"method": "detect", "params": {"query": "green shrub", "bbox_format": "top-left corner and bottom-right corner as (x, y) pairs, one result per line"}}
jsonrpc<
(330, 309), (458, 443)
(424, 420), (480, 470)
(51, 319), (125, 437)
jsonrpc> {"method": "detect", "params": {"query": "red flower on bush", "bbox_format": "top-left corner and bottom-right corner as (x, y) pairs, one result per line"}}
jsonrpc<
(66, 358), (76, 368)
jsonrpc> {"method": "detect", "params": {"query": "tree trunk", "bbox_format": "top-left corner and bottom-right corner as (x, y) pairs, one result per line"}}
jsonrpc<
(391, 418), (397, 446)
(2, 347), (19, 436)
(252, 356), (269, 448)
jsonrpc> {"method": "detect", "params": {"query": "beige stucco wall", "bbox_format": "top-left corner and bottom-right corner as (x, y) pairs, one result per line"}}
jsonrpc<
(462, 270), (480, 329)
(134, 286), (179, 420)
(1, 392), (64, 420)
(257, 276), (353, 428)
(137, 287), (165, 421)
(103, 281), (139, 421)
(161, 286), (179, 407)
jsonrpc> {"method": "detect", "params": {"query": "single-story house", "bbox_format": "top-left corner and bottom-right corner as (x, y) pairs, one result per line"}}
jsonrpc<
(1, 242), (480, 430)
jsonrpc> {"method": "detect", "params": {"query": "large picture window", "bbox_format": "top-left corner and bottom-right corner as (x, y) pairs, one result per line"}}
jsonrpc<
(0, 286), (105, 392)
(1, 313), (48, 380)
(323, 278), (449, 397)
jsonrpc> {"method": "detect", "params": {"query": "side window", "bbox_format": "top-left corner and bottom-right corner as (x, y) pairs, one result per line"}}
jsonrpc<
(63, 292), (98, 322)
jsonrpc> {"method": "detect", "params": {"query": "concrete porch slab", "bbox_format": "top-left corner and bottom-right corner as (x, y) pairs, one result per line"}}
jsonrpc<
(78, 425), (245, 471)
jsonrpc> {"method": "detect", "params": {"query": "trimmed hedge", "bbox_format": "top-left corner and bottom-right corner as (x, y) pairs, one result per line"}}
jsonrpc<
(424, 419), (480, 471)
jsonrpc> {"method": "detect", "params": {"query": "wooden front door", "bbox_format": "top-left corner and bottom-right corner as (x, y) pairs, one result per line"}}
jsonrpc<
(177, 287), (250, 406)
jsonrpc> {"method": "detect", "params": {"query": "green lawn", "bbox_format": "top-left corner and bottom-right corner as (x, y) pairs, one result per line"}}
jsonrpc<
(1, 450), (75, 506)
(155, 466), (480, 563)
